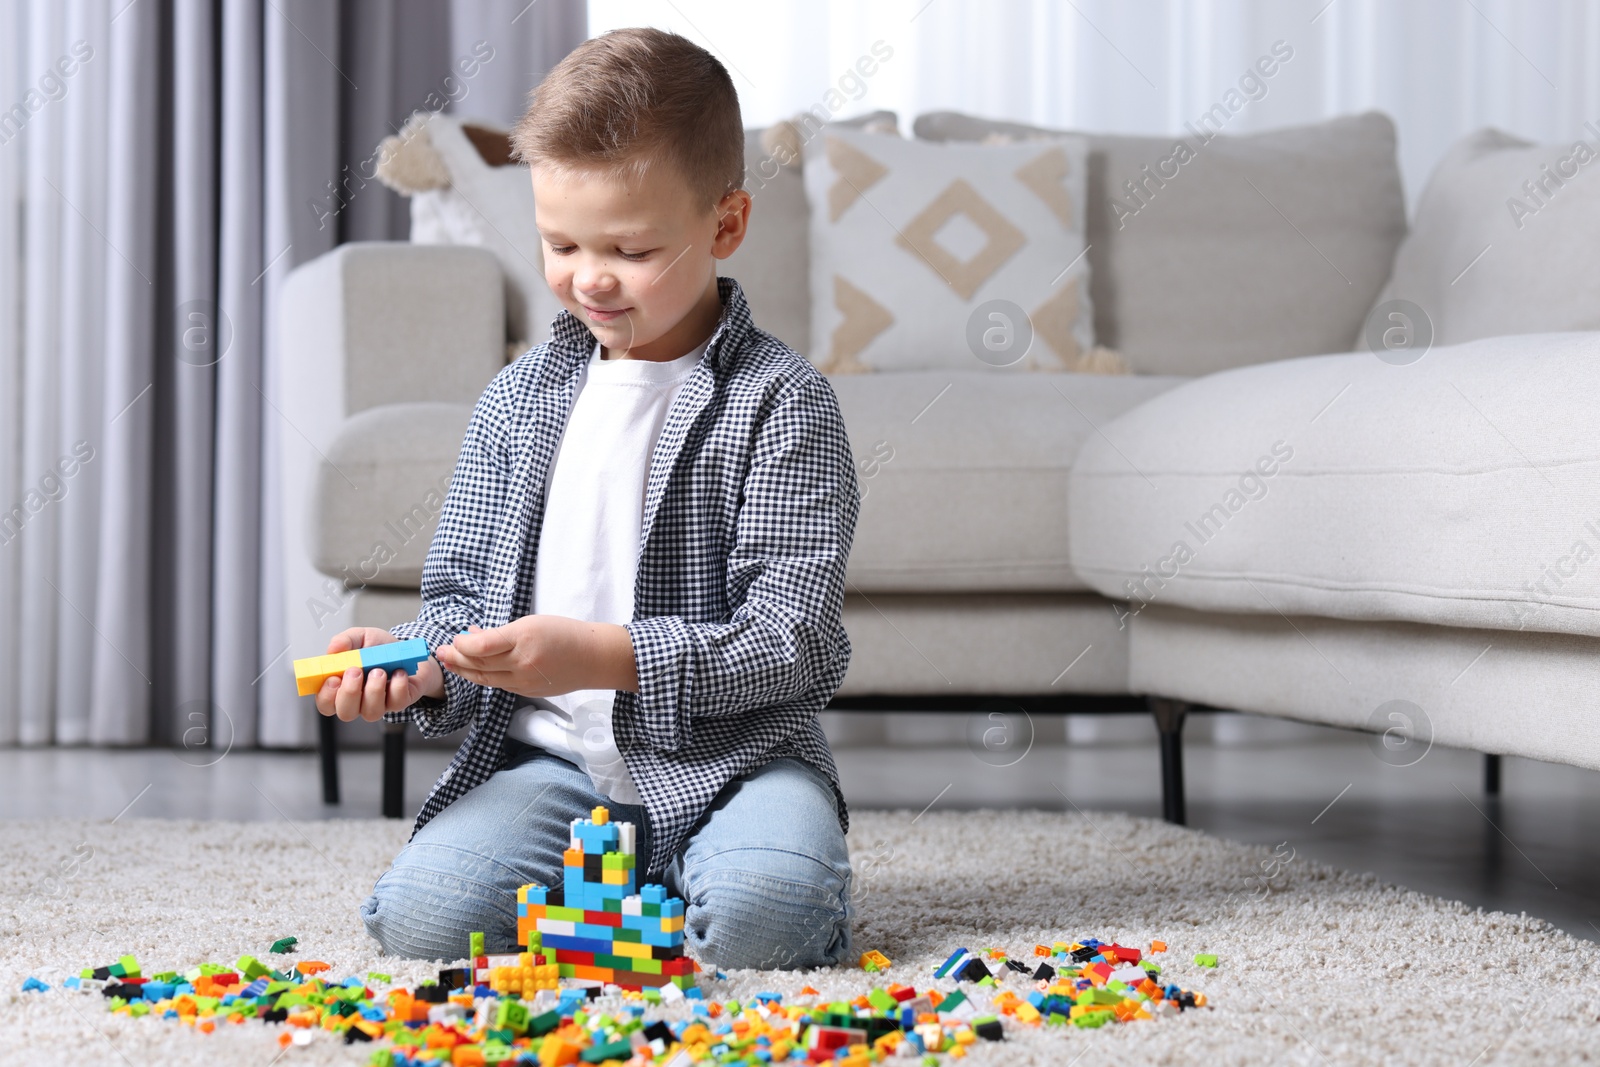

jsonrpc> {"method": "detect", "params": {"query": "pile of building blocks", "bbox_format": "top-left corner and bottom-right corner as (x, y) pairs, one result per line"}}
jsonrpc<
(929, 937), (1209, 1027)
(292, 638), (429, 697)
(516, 806), (697, 994)
(26, 930), (1212, 1064)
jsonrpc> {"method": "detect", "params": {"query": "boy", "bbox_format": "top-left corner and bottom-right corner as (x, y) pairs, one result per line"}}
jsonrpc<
(314, 28), (861, 972)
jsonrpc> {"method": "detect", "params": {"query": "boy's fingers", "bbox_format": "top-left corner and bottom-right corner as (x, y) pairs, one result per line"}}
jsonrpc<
(453, 627), (513, 660)
(386, 668), (411, 712)
(364, 667), (388, 715)
(315, 676), (339, 716)
(333, 666), (363, 721)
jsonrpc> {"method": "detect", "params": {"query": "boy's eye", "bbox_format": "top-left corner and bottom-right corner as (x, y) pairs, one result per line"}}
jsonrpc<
(544, 245), (652, 261)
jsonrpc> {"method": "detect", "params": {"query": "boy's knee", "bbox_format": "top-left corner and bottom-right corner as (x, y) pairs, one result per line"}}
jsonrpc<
(679, 851), (852, 970)
(360, 844), (520, 961)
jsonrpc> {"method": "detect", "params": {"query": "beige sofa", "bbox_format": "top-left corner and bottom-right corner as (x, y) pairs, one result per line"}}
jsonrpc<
(279, 109), (1600, 819)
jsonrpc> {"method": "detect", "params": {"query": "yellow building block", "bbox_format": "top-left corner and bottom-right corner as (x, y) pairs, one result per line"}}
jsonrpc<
(601, 869), (629, 885)
(662, 915), (684, 933)
(293, 650), (362, 696)
(609, 941), (652, 960)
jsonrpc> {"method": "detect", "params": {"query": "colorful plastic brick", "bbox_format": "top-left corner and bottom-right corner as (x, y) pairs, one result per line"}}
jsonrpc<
(516, 806), (697, 995)
(292, 638), (428, 697)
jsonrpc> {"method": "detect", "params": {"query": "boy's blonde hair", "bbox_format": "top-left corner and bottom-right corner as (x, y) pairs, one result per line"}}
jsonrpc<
(511, 28), (744, 210)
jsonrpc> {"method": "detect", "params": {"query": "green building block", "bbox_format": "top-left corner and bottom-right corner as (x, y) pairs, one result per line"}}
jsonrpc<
(495, 999), (529, 1035)
(470, 932), (485, 957)
(270, 937), (298, 954)
(582, 1038), (633, 1063)
(867, 988), (897, 1011)
(1194, 954), (1218, 968)
(1074, 1010), (1113, 1028)
(237, 955), (269, 980)
(367, 972), (392, 985)
(937, 990), (967, 1014)
(528, 1009), (561, 1036)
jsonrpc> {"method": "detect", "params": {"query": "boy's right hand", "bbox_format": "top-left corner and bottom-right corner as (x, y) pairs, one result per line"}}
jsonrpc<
(315, 628), (446, 723)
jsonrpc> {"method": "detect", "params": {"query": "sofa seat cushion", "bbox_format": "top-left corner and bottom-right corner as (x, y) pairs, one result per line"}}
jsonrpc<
(317, 373), (1188, 598)
(1068, 331), (1600, 637)
(836, 370), (1185, 593)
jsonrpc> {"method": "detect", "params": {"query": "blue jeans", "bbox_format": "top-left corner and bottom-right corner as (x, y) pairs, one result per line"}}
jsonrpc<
(360, 747), (853, 970)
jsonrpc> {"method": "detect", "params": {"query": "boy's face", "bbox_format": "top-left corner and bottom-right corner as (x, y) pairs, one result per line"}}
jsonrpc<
(532, 161), (749, 360)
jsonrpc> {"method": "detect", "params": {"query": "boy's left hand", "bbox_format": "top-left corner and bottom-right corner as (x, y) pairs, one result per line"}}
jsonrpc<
(435, 615), (638, 698)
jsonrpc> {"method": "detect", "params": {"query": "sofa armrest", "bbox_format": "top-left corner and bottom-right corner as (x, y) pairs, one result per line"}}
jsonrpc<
(280, 242), (505, 419)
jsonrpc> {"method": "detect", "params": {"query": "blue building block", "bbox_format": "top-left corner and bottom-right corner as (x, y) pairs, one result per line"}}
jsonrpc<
(523, 885), (548, 906)
(934, 948), (971, 979)
(564, 864), (586, 904)
(641, 885), (666, 904)
(542, 932), (623, 957)
(638, 926), (684, 948)
(358, 638), (429, 675)
(21, 977), (48, 993)
(575, 821), (620, 851)
(574, 922), (619, 941)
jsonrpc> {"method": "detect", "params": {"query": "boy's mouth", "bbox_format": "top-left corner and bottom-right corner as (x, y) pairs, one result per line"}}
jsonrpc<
(581, 304), (631, 324)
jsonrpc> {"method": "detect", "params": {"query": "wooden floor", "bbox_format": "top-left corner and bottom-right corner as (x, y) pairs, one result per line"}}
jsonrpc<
(3, 710), (1596, 943)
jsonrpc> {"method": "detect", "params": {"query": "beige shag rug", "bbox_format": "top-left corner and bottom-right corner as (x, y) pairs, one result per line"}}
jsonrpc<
(1, 810), (1595, 1066)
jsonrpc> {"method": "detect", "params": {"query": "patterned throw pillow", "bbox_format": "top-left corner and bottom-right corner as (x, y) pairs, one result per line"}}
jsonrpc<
(802, 128), (1096, 374)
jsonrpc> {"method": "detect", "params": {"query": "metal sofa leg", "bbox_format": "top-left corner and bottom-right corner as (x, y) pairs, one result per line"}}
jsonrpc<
(319, 713), (340, 805)
(382, 721), (407, 819)
(1484, 753), (1501, 796)
(1149, 697), (1189, 825)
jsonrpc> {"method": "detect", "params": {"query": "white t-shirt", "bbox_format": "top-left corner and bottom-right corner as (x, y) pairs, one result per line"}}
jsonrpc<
(505, 337), (709, 804)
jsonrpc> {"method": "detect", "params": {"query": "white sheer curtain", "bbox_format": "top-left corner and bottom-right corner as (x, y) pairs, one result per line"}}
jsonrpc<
(0, 0), (584, 749)
(590, 0), (1600, 208)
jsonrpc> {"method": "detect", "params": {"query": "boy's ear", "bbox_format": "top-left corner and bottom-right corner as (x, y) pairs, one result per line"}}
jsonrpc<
(710, 189), (752, 261)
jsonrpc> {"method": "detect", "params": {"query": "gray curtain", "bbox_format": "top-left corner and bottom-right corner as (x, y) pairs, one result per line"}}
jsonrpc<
(0, 0), (585, 749)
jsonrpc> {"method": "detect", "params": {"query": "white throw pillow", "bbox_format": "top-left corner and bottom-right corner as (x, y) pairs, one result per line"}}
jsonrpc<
(1375, 126), (1600, 346)
(405, 113), (564, 346)
(803, 128), (1095, 374)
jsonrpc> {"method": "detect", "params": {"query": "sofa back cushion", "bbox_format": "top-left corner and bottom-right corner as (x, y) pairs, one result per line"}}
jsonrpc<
(801, 128), (1096, 375)
(913, 110), (1407, 376)
(723, 111), (898, 356)
(1374, 126), (1600, 347)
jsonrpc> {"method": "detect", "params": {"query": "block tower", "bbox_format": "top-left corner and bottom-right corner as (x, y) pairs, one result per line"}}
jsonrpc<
(516, 806), (696, 993)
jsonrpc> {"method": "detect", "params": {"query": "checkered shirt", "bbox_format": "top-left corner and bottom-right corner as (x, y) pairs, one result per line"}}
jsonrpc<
(387, 278), (859, 878)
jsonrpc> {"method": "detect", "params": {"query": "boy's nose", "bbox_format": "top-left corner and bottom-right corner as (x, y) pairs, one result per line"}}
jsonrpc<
(573, 262), (618, 295)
